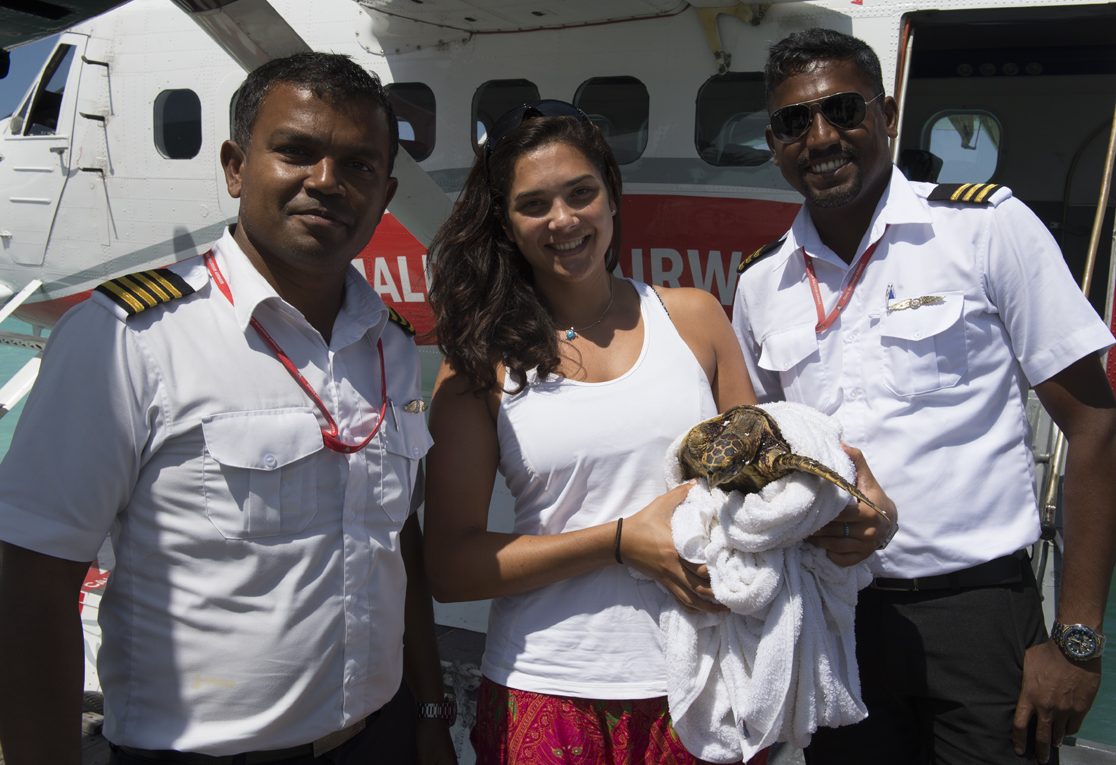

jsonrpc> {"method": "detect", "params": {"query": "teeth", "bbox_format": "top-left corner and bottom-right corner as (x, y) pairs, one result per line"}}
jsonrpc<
(812, 158), (848, 174)
(551, 237), (586, 252)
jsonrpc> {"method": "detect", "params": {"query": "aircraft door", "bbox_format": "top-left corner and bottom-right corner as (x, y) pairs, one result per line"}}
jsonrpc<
(0, 35), (87, 268)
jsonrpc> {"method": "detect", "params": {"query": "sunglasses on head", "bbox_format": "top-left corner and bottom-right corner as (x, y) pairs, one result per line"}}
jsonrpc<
(769, 91), (884, 144)
(483, 99), (591, 161)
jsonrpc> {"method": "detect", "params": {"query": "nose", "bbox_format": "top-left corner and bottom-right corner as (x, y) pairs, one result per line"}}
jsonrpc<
(548, 198), (579, 231)
(802, 105), (841, 151)
(305, 157), (342, 194)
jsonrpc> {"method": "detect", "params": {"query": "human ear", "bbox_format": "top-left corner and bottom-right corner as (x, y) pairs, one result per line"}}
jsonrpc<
(220, 140), (246, 199)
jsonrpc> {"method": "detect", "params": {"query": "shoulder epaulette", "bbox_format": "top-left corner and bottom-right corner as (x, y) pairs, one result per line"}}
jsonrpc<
(927, 182), (1004, 205)
(94, 267), (195, 317)
(387, 306), (415, 336)
(738, 236), (787, 273)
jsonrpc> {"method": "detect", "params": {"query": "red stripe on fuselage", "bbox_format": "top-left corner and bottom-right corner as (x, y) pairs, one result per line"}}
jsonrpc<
(357, 195), (799, 339)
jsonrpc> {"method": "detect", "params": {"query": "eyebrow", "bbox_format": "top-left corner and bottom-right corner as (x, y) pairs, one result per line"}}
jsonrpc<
(513, 174), (599, 202)
(268, 128), (385, 161)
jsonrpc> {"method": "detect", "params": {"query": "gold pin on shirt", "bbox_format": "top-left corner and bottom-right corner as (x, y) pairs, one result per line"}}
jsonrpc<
(403, 399), (427, 413)
(887, 295), (945, 313)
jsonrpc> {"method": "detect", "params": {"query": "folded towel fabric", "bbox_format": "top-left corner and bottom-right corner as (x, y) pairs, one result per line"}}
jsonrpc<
(659, 402), (873, 762)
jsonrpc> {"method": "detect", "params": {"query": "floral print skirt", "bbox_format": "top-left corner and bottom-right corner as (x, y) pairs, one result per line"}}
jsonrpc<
(470, 677), (768, 765)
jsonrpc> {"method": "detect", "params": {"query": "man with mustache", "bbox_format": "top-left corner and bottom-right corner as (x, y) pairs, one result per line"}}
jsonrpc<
(0, 53), (455, 763)
(732, 28), (1116, 765)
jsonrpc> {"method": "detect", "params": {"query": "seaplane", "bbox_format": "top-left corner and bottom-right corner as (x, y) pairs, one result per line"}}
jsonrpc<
(2, 0), (1115, 761)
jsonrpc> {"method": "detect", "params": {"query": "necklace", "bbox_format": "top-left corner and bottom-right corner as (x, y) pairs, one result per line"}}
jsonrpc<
(562, 279), (614, 341)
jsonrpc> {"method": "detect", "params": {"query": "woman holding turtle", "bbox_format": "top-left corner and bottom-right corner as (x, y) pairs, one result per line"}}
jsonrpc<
(423, 100), (886, 763)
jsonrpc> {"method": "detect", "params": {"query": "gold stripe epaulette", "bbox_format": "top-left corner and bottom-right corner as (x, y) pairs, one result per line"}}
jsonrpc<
(738, 236), (787, 273)
(94, 268), (195, 317)
(927, 182), (1001, 204)
(387, 306), (415, 336)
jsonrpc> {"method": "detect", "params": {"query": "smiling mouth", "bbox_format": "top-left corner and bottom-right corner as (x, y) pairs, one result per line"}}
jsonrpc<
(294, 208), (347, 226)
(549, 236), (590, 252)
(807, 156), (851, 175)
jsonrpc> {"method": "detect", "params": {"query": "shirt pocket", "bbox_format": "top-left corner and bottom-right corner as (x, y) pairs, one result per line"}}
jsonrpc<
(201, 409), (325, 540)
(376, 405), (434, 524)
(876, 291), (967, 397)
(758, 323), (835, 410)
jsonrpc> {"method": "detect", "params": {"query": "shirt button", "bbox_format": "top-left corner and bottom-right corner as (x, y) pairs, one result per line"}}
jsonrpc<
(263, 454), (278, 469)
(411, 447), (420, 457)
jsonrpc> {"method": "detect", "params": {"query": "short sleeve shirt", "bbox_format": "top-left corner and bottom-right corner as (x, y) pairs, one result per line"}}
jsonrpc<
(732, 168), (1114, 578)
(0, 229), (432, 754)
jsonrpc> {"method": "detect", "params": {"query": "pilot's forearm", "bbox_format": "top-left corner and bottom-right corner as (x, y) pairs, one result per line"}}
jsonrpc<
(400, 514), (446, 705)
(0, 543), (89, 765)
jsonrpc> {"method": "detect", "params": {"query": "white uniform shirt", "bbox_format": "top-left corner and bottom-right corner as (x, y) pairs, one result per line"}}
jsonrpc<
(733, 167), (1113, 578)
(0, 229), (432, 755)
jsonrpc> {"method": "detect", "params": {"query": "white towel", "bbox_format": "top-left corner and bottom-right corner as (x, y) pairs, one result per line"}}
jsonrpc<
(659, 402), (873, 762)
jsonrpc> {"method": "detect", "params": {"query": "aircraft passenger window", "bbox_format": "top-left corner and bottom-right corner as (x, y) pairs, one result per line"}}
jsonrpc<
(923, 112), (1001, 184)
(386, 82), (435, 162)
(695, 73), (772, 167)
(22, 43), (77, 136)
(574, 77), (649, 164)
(472, 79), (540, 153)
(154, 89), (203, 160)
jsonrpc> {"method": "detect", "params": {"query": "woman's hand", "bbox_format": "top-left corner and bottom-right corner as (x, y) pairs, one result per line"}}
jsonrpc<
(620, 482), (726, 612)
(807, 445), (898, 566)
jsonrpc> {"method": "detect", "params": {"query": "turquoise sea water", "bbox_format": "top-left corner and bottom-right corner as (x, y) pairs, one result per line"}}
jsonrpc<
(0, 316), (1113, 745)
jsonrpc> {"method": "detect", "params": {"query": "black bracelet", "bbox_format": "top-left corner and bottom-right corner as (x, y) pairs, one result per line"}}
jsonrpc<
(614, 517), (624, 565)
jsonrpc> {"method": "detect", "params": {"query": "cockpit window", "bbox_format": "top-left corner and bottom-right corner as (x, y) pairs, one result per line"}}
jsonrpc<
(695, 73), (772, 167)
(21, 43), (76, 136)
(574, 76), (649, 165)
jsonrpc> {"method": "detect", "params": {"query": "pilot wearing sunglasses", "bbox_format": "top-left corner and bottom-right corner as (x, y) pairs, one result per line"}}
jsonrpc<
(732, 27), (1116, 765)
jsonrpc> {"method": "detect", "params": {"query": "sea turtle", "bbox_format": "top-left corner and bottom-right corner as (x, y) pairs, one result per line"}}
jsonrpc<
(679, 404), (888, 521)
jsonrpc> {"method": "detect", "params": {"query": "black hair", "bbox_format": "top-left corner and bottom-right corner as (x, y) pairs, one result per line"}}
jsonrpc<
(427, 114), (623, 394)
(232, 52), (399, 172)
(765, 28), (886, 105)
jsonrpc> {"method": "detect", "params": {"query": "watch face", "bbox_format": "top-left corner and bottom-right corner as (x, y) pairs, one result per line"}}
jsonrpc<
(1063, 626), (1099, 659)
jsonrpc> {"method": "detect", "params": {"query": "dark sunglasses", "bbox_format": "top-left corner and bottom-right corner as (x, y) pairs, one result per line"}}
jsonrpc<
(483, 99), (591, 161)
(769, 92), (884, 143)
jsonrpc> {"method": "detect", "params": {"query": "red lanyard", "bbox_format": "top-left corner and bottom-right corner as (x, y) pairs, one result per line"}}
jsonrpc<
(203, 251), (387, 454)
(803, 238), (881, 334)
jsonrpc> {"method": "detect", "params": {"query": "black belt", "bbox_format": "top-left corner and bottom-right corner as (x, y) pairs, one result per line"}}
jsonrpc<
(113, 710), (378, 764)
(870, 550), (1028, 592)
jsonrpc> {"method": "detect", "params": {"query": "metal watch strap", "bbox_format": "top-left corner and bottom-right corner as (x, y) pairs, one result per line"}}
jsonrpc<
(417, 693), (457, 725)
(1051, 622), (1106, 662)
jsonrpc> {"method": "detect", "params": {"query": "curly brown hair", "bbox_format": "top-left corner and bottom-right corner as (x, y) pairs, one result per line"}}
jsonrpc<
(427, 114), (623, 394)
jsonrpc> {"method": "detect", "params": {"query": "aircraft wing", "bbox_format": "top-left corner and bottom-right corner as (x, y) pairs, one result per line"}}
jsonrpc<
(356, 0), (805, 33)
(0, 0), (135, 50)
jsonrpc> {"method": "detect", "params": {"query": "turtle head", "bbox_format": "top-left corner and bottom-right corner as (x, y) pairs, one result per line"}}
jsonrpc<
(679, 405), (769, 489)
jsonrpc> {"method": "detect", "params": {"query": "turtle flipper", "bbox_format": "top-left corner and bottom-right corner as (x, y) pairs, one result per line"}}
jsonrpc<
(772, 453), (886, 519)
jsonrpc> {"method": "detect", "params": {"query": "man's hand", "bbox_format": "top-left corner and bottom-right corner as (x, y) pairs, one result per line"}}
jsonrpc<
(1012, 640), (1101, 763)
(808, 445), (897, 566)
(416, 718), (458, 764)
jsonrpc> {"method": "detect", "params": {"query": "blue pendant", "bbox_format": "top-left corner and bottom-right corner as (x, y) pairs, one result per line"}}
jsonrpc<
(565, 328), (577, 341)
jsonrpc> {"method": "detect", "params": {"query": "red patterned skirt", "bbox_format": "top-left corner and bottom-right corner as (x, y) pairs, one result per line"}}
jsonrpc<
(471, 677), (768, 765)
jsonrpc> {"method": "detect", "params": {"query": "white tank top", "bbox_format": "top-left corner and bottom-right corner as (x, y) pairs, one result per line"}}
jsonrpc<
(483, 280), (718, 698)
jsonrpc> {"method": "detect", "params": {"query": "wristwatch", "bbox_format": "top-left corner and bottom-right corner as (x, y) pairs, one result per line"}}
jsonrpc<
(417, 693), (457, 726)
(1050, 622), (1106, 662)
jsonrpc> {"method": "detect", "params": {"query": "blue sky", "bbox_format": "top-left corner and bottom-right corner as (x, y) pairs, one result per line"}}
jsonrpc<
(1, 36), (60, 117)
